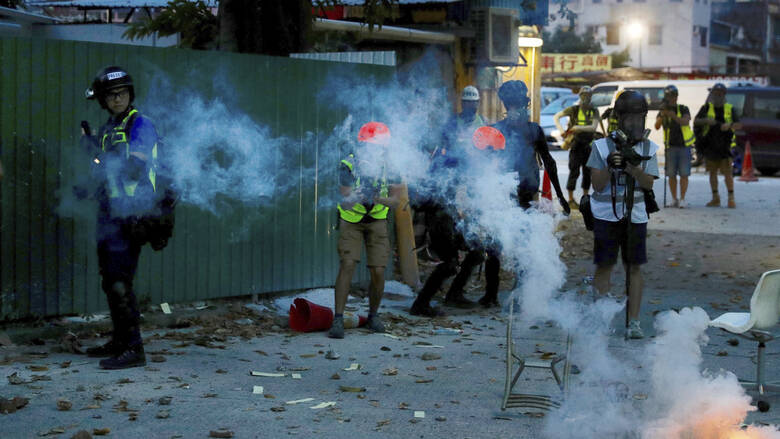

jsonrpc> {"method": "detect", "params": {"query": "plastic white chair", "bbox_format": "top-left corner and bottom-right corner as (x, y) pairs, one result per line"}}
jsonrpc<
(710, 269), (780, 407)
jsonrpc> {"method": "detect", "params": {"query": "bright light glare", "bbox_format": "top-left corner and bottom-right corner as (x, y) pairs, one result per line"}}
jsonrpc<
(518, 37), (543, 48)
(627, 21), (644, 40)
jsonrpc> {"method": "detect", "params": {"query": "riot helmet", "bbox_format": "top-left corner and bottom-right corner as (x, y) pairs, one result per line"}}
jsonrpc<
(86, 66), (135, 110)
(613, 90), (648, 143)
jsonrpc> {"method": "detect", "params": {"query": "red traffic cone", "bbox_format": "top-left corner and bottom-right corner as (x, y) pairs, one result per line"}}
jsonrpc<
(541, 170), (552, 200)
(739, 140), (758, 182)
(289, 298), (334, 332)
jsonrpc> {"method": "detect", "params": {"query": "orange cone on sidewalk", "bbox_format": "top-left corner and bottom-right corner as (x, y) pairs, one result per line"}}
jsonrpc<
(289, 298), (367, 332)
(541, 170), (552, 200)
(739, 140), (759, 182)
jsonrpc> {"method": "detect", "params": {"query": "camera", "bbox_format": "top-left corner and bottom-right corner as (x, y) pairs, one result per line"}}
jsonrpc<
(608, 129), (650, 168)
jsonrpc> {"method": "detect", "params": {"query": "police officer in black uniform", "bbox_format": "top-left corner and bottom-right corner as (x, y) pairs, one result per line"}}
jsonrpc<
(81, 66), (175, 369)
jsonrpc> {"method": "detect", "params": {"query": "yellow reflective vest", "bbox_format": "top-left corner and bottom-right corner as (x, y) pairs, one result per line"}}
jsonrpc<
(100, 109), (158, 199)
(701, 103), (737, 149)
(337, 155), (389, 223)
(663, 105), (696, 148)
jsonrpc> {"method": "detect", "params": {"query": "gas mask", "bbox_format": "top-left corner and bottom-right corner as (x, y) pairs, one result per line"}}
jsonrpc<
(506, 108), (528, 122)
(710, 92), (726, 107)
(618, 113), (647, 144)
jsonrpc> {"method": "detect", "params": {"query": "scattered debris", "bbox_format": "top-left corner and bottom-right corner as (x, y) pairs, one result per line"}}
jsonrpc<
(380, 346), (391, 351)
(330, 373), (341, 380)
(59, 332), (84, 354)
(251, 371), (285, 377)
(208, 430), (234, 438)
(717, 350), (729, 356)
(382, 368), (398, 376)
(158, 396), (173, 406)
(398, 402), (409, 410)
(38, 427), (66, 436)
(435, 416), (446, 422)
(376, 419), (391, 428)
(253, 386), (264, 395)
(728, 338), (739, 346)
(291, 373), (302, 380)
(7, 372), (27, 385)
(421, 352), (441, 361)
(325, 350), (340, 360)
(343, 363), (361, 371)
(60, 361), (72, 369)
(270, 406), (286, 412)
(57, 399), (73, 411)
(286, 398), (315, 405)
(27, 365), (49, 372)
(160, 303), (172, 314)
(70, 430), (92, 439)
(415, 379), (433, 384)
(156, 410), (170, 419)
(339, 386), (366, 393)
(310, 402), (336, 410)
(414, 411), (425, 419)
(150, 355), (166, 363)
(92, 428), (110, 436)
(0, 396), (29, 414)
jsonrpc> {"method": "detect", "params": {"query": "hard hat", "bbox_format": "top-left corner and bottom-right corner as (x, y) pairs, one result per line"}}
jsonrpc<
(461, 85), (480, 101)
(497, 80), (529, 107)
(710, 82), (727, 93)
(357, 121), (391, 145)
(86, 66), (135, 109)
(472, 126), (506, 151)
(613, 90), (648, 118)
(663, 85), (678, 96)
(579, 86), (593, 95)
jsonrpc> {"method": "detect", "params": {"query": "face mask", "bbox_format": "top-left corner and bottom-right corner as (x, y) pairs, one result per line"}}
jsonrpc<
(461, 106), (477, 120)
(619, 114), (647, 143)
(711, 94), (725, 106)
(507, 108), (528, 122)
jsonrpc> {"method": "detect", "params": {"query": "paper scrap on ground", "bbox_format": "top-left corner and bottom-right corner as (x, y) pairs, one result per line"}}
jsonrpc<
(343, 363), (361, 371)
(414, 411), (425, 418)
(310, 402), (336, 410)
(286, 398), (315, 405)
(160, 303), (172, 314)
(253, 386), (264, 394)
(382, 334), (400, 340)
(251, 371), (286, 377)
(291, 373), (302, 379)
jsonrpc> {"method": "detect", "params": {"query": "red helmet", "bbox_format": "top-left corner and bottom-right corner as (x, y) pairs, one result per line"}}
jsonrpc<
(358, 122), (391, 145)
(472, 126), (506, 151)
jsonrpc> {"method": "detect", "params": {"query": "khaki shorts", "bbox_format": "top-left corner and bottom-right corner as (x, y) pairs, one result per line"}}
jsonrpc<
(705, 158), (732, 175)
(338, 219), (390, 267)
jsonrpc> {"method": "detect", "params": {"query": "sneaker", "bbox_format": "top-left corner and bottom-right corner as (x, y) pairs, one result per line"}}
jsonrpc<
(443, 294), (478, 309)
(366, 315), (386, 333)
(99, 345), (146, 370)
(727, 197), (736, 209)
(671, 198), (679, 208)
(86, 339), (123, 358)
(410, 301), (445, 317)
(678, 199), (687, 209)
(625, 320), (644, 340)
(328, 316), (345, 339)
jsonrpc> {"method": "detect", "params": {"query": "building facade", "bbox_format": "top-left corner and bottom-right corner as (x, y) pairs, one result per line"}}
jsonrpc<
(549, 0), (712, 72)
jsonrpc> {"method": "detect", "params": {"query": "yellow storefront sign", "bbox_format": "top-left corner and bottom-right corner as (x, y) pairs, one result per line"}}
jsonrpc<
(540, 53), (612, 74)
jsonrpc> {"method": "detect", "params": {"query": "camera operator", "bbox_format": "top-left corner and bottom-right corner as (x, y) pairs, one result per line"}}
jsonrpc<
(654, 85), (694, 208)
(586, 91), (660, 340)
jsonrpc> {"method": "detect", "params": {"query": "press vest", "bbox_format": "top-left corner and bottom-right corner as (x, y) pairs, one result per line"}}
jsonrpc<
(100, 109), (158, 199)
(663, 105), (696, 148)
(337, 155), (389, 223)
(607, 110), (619, 133)
(590, 137), (659, 224)
(701, 103), (737, 149)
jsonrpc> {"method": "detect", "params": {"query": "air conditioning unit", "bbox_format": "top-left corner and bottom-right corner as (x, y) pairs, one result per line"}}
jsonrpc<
(468, 7), (520, 65)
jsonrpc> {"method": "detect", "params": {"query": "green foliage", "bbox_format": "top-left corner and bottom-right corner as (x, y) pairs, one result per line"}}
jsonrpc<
(542, 27), (602, 54)
(611, 47), (632, 68)
(123, 0), (218, 50)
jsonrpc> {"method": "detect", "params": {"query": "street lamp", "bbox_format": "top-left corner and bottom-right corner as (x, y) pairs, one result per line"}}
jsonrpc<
(627, 21), (645, 69)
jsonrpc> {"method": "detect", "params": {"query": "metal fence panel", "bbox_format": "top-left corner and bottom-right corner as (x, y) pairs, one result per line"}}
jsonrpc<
(0, 37), (394, 320)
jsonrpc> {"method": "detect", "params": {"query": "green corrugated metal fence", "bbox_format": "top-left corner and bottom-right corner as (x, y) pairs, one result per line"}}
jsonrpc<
(0, 37), (394, 320)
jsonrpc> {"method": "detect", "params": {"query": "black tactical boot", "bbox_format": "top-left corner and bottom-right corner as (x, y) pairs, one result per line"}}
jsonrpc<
(443, 292), (478, 309)
(99, 344), (146, 370)
(86, 338), (123, 358)
(478, 295), (500, 308)
(410, 300), (445, 317)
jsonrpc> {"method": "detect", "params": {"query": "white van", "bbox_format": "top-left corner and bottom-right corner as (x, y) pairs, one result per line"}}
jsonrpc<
(590, 79), (763, 148)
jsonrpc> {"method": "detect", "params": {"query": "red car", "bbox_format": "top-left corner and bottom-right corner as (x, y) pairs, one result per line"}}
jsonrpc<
(727, 87), (780, 176)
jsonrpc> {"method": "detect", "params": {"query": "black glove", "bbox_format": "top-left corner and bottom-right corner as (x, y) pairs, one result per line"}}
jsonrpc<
(558, 196), (571, 216)
(607, 151), (625, 169)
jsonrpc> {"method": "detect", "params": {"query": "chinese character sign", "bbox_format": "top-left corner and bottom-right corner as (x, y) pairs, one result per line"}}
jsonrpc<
(540, 53), (612, 74)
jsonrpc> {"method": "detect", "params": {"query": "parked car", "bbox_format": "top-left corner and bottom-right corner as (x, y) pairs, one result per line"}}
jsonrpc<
(727, 86), (780, 176)
(541, 87), (574, 109)
(540, 94), (579, 149)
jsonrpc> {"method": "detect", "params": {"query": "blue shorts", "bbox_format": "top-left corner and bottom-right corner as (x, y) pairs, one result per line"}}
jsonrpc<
(593, 218), (647, 267)
(665, 147), (691, 177)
